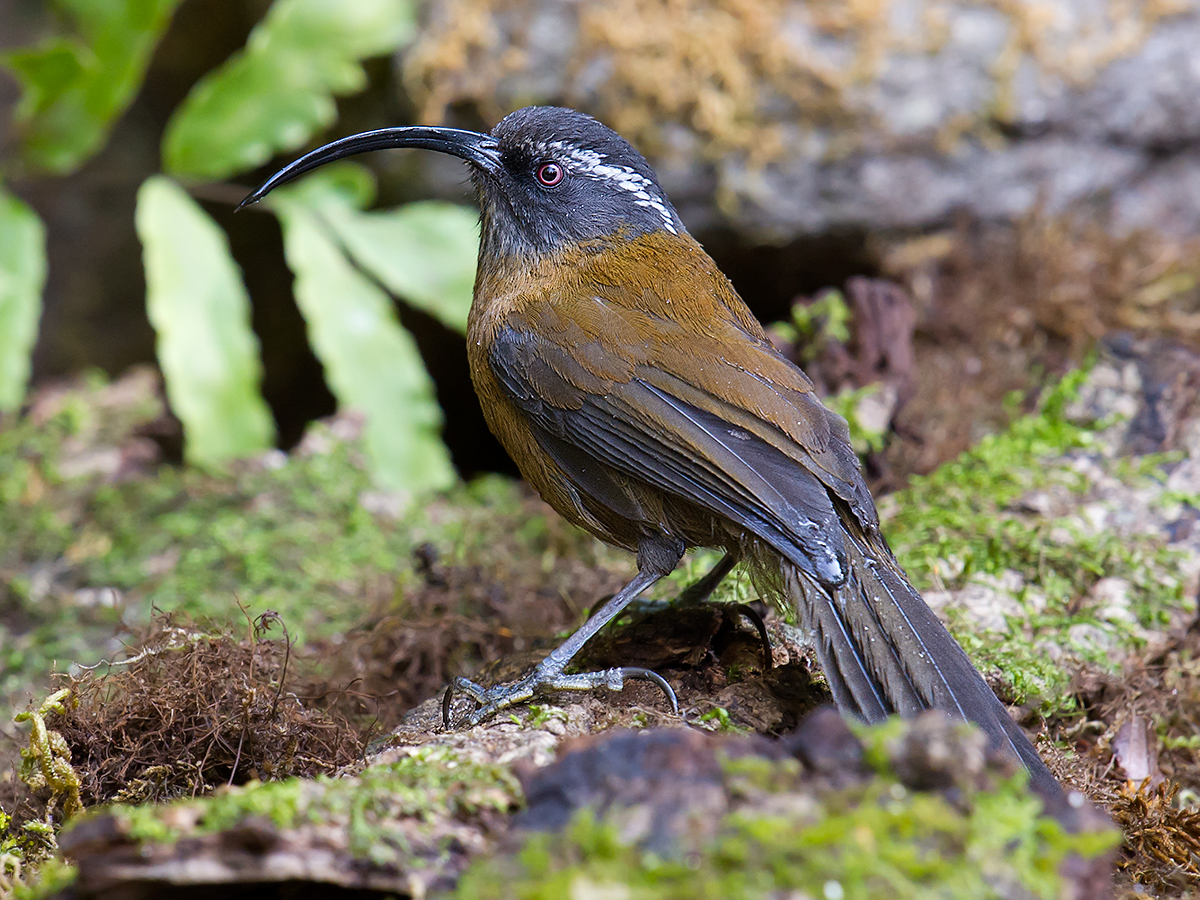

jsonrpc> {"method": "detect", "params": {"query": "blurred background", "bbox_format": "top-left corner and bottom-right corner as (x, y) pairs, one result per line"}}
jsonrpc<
(3, 5), (1200, 890)
(4, 0), (1197, 496)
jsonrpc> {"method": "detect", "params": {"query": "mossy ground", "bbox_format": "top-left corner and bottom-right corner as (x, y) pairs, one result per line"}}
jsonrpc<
(113, 744), (521, 860)
(2, 350), (1198, 896)
(0, 370), (628, 726)
(457, 730), (1115, 900)
(882, 365), (1192, 718)
(14, 718), (1118, 900)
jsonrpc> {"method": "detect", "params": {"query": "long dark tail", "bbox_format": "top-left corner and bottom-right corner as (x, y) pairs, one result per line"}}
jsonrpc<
(781, 528), (1062, 799)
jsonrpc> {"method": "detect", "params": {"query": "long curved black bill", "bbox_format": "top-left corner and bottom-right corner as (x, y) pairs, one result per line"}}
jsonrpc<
(238, 126), (501, 209)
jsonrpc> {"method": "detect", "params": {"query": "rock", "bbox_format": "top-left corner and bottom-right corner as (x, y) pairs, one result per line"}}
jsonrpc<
(924, 570), (1033, 634)
(886, 709), (997, 792)
(403, 0), (1200, 239)
(515, 728), (734, 854)
(49, 709), (1116, 899)
(503, 711), (1115, 898)
(1089, 577), (1136, 625)
(779, 705), (866, 780)
(920, 337), (1200, 669)
(56, 745), (525, 899)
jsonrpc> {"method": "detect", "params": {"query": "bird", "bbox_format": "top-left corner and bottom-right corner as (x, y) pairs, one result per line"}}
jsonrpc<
(242, 105), (1062, 798)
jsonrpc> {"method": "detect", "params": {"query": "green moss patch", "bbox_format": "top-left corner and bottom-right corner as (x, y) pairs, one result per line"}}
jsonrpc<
(110, 744), (520, 860)
(1, 371), (622, 724)
(878, 364), (1192, 714)
(456, 721), (1116, 900)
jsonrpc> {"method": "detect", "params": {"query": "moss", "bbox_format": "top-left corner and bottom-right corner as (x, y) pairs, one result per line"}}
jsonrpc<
(524, 705), (569, 729)
(884, 367), (1095, 581)
(454, 725), (1117, 900)
(14, 689), (81, 821)
(697, 707), (747, 734)
(12, 858), (76, 900)
(1, 373), (609, 720)
(660, 363), (1186, 717)
(656, 363), (1189, 718)
(106, 745), (520, 865)
(880, 364), (1188, 713)
(0, 803), (66, 900)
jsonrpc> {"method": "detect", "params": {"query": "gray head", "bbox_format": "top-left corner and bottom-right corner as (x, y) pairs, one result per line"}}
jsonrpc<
(241, 106), (685, 260)
(476, 106), (684, 258)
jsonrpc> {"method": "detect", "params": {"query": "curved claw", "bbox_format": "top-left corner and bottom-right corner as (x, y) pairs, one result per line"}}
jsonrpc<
(441, 666), (679, 729)
(442, 676), (487, 729)
(619, 667), (679, 714)
(730, 603), (773, 670)
(444, 560), (680, 730)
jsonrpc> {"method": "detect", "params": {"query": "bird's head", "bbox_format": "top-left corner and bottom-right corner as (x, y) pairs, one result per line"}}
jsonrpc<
(241, 106), (685, 260)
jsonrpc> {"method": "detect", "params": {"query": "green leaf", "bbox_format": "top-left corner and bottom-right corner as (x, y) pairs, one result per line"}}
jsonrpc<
(0, 188), (47, 412)
(274, 165), (478, 332)
(272, 187), (456, 496)
(164, 0), (415, 180)
(136, 176), (275, 464)
(3, 0), (183, 173)
(322, 201), (479, 333)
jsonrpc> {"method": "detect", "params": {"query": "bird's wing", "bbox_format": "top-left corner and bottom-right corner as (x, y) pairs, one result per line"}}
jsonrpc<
(488, 316), (930, 713)
(508, 285), (879, 531)
(488, 320), (861, 586)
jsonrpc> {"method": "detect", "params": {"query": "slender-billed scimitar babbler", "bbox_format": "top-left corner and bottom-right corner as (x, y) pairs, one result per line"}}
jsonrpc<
(242, 106), (1061, 798)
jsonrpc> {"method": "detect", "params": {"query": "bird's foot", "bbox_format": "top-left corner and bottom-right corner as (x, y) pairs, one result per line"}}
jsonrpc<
(442, 659), (678, 729)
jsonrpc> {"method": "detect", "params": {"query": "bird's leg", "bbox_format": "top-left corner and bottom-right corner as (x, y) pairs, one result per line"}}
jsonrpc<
(445, 537), (683, 728)
(592, 551), (771, 668)
(589, 550), (737, 618)
(676, 551), (738, 604)
(678, 552), (772, 668)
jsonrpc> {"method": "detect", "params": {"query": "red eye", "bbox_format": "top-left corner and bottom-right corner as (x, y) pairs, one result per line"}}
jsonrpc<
(535, 162), (564, 186)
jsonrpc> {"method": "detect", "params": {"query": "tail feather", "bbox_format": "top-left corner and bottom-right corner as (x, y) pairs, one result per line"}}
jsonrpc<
(798, 578), (893, 723)
(781, 530), (1061, 799)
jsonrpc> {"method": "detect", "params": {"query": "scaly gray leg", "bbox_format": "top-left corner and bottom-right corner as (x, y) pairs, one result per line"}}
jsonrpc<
(444, 537), (684, 728)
